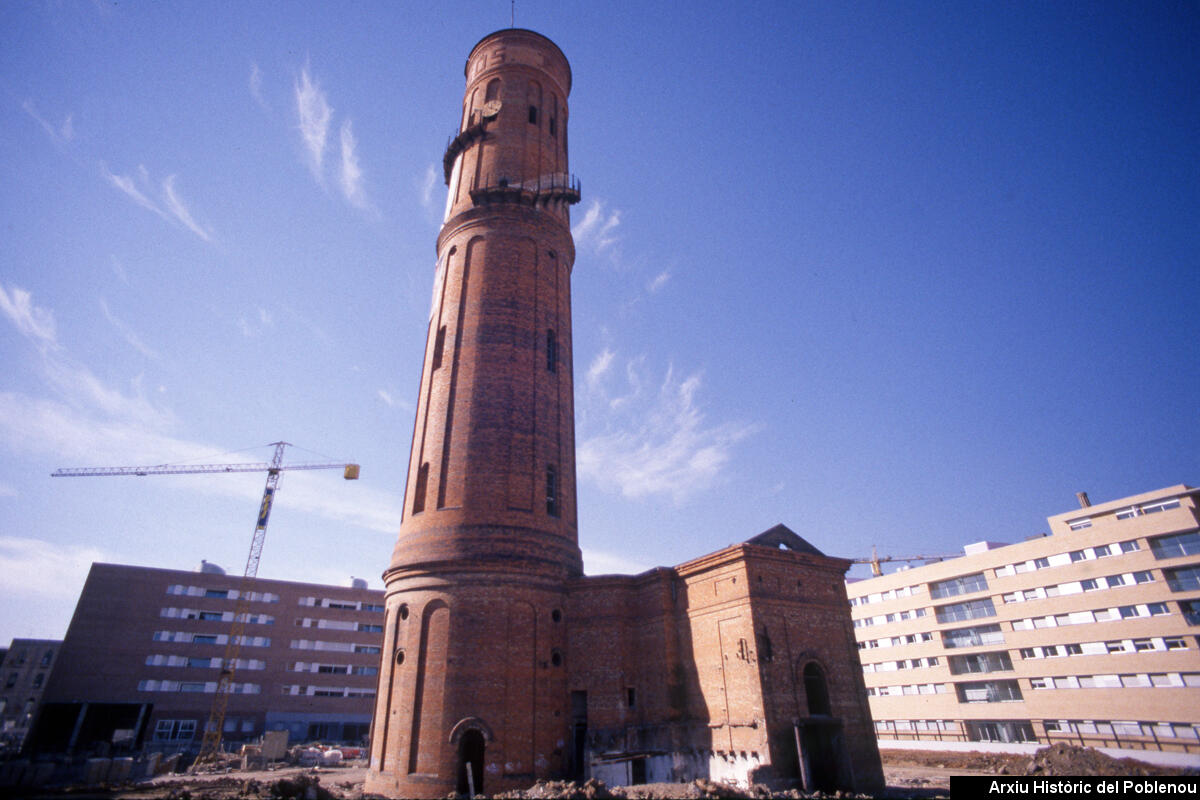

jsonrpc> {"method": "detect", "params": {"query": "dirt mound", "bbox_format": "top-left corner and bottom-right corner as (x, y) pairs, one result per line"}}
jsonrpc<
(881, 745), (1194, 777)
(486, 776), (876, 799)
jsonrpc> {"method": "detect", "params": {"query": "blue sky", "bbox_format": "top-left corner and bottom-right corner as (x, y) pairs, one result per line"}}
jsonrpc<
(1, 1), (1196, 644)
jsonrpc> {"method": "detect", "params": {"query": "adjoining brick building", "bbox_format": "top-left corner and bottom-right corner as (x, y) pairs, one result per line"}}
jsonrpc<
(0, 639), (60, 751)
(847, 484), (1200, 762)
(365, 28), (883, 798)
(29, 563), (384, 756)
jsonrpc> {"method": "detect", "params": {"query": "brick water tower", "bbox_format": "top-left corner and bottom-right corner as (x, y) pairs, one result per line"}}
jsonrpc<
(366, 28), (582, 799)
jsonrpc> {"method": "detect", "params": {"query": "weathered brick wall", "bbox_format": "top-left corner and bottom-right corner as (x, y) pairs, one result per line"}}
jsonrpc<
(562, 547), (884, 792)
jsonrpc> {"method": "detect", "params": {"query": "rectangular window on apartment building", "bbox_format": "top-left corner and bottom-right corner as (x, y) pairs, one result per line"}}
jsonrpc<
(205, 589), (229, 599)
(1165, 566), (1200, 593)
(941, 623), (1004, 649)
(154, 720), (196, 741)
(955, 680), (1023, 703)
(1150, 531), (1200, 560)
(935, 597), (996, 624)
(1142, 499), (1182, 515)
(966, 720), (1035, 742)
(929, 572), (989, 600)
(948, 651), (1013, 675)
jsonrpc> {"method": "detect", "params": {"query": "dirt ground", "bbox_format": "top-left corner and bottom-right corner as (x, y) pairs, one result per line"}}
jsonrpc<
(13, 745), (1197, 799)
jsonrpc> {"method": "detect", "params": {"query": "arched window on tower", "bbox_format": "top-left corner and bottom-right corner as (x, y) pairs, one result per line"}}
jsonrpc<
(432, 326), (447, 371)
(485, 78), (501, 104)
(412, 463), (430, 515)
(527, 80), (542, 126)
(549, 94), (557, 138)
(546, 329), (557, 372)
(803, 662), (832, 716)
(546, 465), (559, 517)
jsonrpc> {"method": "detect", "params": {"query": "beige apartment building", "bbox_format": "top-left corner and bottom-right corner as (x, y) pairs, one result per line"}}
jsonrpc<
(847, 484), (1200, 757)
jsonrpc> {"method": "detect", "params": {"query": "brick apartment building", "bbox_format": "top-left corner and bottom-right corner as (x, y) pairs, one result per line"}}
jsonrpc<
(365, 28), (883, 798)
(29, 562), (384, 755)
(0, 639), (60, 751)
(847, 484), (1200, 758)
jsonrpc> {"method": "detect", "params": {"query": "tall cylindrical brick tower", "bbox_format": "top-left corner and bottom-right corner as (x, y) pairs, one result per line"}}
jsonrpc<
(366, 29), (582, 799)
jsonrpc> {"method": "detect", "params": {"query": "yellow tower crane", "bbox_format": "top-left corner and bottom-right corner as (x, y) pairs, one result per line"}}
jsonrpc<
(852, 544), (960, 577)
(52, 441), (359, 766)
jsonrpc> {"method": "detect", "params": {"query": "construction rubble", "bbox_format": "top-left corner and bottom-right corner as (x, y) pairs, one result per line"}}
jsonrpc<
(0, 745), (1195, 798)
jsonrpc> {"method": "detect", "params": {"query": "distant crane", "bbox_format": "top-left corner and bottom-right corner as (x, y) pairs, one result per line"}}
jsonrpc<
(52, 441), (360, 765)
(852, 545), (960, 577)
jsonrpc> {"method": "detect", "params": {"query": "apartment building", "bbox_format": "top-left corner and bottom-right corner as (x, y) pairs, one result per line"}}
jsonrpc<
(847, 484), (1200, 756)
(29, 562), (384, 755)
(0, 639), (61, 751)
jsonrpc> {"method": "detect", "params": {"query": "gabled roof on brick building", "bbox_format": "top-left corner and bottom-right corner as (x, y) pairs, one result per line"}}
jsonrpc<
(745, 524), (827, 557)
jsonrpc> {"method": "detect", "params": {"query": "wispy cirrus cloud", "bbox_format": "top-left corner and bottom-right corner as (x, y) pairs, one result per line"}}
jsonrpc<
(295, 66), (332, 183)
(0, 284), (59, 350)
(162, 175), (214, 241)
(578, 352), (759, 505)
(377, 389), (413, 412)
(100, 163), (214, 242)
(249, 62), (268, 110)
(22, 99), (74, 143)
(237, 307), (273, 338)
(572, 199), (622, 254)
(99, 298), (158, 359)
(339, 120), (373, 211)
(294, 64), (375, 215)
(647, 270), (671, 293)
(420, 164), (438, 210)
(0, 288), (403, 535)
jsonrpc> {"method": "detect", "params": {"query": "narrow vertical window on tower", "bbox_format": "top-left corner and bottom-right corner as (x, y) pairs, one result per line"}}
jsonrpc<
(412, 463), (430, 514)
(528, 105), (538, 125)
(432, 326), (446, 371)
(546, 329), (557, 372)
(546, 465), (559, 517)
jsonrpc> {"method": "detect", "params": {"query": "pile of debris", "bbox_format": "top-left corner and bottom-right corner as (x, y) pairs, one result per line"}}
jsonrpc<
(882, 744), (1195, 777)
(488, 777), (876, 800)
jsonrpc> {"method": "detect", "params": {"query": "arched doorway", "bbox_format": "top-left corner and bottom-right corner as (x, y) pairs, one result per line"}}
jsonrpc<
(456, 729), (486, 796)
(796, 661), (840, 792)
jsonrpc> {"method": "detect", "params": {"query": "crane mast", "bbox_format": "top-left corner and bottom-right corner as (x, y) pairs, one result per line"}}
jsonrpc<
(52, 441), (359, 766)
